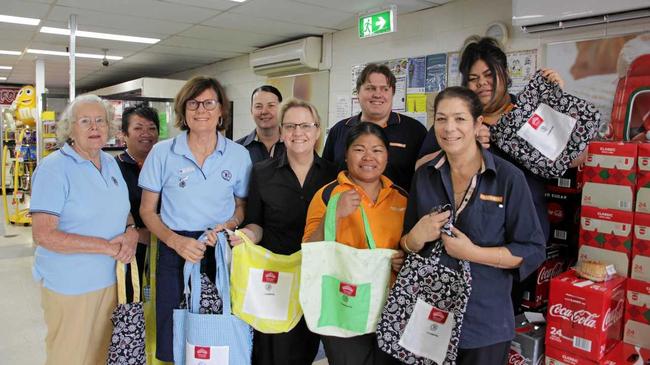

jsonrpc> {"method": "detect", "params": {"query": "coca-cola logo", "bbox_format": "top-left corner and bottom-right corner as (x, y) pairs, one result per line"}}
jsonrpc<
(339, 282), (357, 297)
(537, 262), (564, 285)
(549, 303), (600, 328)
(262, 270), (279, 284)
(643, 158), (649, 167)
(508, 350), (528, 365)
(602, 299), (624, 331)
(547, 202), (564, 223)
(194, 346), (210, 360)
(528, 114), (544, 129)
(428, 307), (449, 324)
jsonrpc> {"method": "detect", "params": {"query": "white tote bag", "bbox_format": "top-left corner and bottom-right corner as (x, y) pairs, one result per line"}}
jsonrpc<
(299, 193), (396, 338)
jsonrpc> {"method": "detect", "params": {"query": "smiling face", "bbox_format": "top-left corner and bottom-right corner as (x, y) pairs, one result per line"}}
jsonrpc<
(185, 88), (221, 133)
(358, 72), (394, 121)
(280, 106), (320, 155)
(345, 133), (388, 184)
(124, 114), (158, 157)
(466, 59), (506, 108)
(251, 90), (280, 130)
(434, 97), (481, 157)
(71, 102), (109, 153)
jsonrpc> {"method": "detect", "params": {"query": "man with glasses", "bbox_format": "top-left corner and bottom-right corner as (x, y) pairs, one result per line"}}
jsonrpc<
(237, 85), (286, 163)
(323, 64), (427, 190)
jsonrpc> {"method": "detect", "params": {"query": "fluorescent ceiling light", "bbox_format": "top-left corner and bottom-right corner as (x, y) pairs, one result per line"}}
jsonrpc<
(228, 0), (247, 2)
(0, 50), (22, 56)
(0, 77), (7, 81)
(27, 49), (123, 60)
(40, 26), (159, 44)
(0, 14), (40, 26)
(0, 66), (12, 70)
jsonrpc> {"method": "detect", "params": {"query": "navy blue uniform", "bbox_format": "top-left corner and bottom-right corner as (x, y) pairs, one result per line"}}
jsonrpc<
(237, 129), (285, 164)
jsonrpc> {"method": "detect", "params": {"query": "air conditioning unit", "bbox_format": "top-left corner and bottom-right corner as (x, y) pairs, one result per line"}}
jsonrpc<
(512, 0), (650, 33)
(250, 37), (322, 77)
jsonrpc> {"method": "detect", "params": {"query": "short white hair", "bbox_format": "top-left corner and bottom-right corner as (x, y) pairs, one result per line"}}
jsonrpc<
(56, 94), (118, 144)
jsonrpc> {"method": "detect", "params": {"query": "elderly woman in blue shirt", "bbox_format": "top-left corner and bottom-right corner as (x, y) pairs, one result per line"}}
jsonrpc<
(139, 76), (252, 362)
(401, 87), (545, 365)
(30, 94), (138, 365)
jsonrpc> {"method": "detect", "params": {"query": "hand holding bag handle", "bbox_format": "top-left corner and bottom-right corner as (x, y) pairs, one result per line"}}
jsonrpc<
(323, 192), (377, 249)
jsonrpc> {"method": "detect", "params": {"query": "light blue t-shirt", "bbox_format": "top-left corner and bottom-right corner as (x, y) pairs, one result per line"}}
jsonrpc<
(138, 131), (252, 231)
(30, 143), (130, 295)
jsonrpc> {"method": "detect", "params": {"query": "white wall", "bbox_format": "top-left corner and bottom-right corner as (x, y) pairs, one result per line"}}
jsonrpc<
(169, 0), (650, 140)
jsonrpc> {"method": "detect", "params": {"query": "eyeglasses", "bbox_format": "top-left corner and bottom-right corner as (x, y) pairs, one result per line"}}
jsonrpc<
(186, 99), (219, 111)
(76, 117), (107, 129)
(281, 123), (319, 132)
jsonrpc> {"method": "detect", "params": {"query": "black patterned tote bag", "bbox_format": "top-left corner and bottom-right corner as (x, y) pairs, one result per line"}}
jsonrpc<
(107, 260), (146, 365)
(179, 272), (223, 314)
(490, 70), (600, 179)
(376, 242), (472, 365)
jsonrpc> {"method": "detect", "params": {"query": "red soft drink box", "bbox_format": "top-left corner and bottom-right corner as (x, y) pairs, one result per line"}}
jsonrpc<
(545, 343), (621, 364)
(621, 342), (650, 364)
(635, 143), (650, 214)
(579, 207), (633, 276)
(509, 314), (546, 365)
(546, 270), (626, 361)
(624, 278), (650, 350)
(522, 244), (570, 310)
(582, 142), (637, 212)
(546, 188), (581, 245)
(632, 213), (650, 282)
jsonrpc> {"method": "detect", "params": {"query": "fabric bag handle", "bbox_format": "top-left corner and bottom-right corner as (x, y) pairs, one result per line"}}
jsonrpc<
(116, 259), (140, 304)
(324, 192), (377, 249)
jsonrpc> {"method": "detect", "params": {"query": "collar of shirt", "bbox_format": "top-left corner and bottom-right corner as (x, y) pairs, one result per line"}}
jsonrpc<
(171, 130), (225, 162)
(345, 111), (401, 127)
(335, 170), (398, 206)
(425, 144), (495, 175)
(240, 129), (259, 147)
(60, 143), (112, 167)
(275, 151), (324, 169)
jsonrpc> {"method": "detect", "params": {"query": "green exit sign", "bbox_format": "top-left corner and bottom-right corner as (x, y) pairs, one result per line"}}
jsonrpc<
(358, 8), (395, 38)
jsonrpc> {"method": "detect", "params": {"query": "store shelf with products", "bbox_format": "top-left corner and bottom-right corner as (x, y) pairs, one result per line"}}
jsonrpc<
(1, 127), (36, 226)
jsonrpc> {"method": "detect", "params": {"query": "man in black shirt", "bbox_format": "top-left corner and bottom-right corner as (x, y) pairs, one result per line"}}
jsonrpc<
(322, 63), (427, 190)
(236, 85), (286, 163)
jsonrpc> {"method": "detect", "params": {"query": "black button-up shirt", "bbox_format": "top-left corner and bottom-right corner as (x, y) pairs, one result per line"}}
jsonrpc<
(236, 129), (285, 164)
(115, 151), (145, 228)
(322, 112), (427, 190)
(244, 153), (337, 255)
(405, 147), (546, 348)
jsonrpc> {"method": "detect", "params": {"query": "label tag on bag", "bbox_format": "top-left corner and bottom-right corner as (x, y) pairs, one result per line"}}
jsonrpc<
(242, 268), (294, 321)
(186, 343), (229, 365)
(516, 103), (577, 161)
(398, 297), (455, 363)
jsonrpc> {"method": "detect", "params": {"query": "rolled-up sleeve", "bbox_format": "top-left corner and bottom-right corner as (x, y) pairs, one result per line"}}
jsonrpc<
(30, 162), (67, 216)
(504, 169), (546, 281)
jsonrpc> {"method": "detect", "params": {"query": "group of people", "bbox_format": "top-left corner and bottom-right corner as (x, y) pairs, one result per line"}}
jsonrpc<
(31, 37), (563, 365)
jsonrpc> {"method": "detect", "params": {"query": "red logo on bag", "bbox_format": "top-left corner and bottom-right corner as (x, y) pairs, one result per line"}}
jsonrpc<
(194, 346), (210, 359)
(262, 270), (279, 284)
(528, 114), (544, 130)
(428, 307), (449, 324)
(339, 283), (357, 297)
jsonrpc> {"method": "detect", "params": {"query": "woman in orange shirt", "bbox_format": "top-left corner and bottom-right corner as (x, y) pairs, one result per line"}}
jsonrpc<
(303, 122), (405, 365)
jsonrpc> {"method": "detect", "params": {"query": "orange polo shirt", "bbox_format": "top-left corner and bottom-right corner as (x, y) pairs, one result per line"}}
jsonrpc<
(302, 171), (407, 249)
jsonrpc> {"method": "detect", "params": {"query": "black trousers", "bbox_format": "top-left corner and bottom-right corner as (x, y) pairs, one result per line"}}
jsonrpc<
(457, 341), (511, 365)
(252, 317), (320, 365)
(321, 333), (400, 365)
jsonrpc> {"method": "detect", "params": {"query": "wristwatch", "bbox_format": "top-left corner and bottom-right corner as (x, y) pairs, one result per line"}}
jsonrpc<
(125, 224), (137, 231)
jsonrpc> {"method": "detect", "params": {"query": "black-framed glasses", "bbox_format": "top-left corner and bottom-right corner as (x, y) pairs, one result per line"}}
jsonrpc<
(281, 123), (318, 132)
(186, 99), (219, 111)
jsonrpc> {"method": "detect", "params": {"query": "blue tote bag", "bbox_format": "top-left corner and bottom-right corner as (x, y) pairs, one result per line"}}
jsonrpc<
(173, 232), (252, 365)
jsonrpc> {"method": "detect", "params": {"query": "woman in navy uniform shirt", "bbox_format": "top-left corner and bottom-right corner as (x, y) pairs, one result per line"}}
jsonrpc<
(402, 87), (545, 364)
(231, 99), (337, 365)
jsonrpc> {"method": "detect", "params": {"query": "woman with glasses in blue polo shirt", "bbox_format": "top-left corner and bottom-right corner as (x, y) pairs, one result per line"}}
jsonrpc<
(139, 76), (252, 362)
(402, 87), (545, 365)
(30, 94), (138, 365)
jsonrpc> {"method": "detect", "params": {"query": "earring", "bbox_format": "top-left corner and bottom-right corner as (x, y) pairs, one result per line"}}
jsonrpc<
(218, 117), (223, 127)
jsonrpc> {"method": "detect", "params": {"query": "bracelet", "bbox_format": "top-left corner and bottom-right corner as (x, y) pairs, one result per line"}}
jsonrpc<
(402, 235), (416, 254)
(125, 224), (137, 232)
(496, 247), (504, 268)
(229, 216), (240, 228)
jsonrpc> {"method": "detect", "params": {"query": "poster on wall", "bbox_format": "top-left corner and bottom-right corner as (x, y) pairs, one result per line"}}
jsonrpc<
(546, 33), (650, 132)
(507, 49), (537, 94)
(425, 53), (447, 92)
(447, 52), (461, 87)
(351, 64), (366, 96)
(407, 57), (426, 94)
(386, 58), (408, 111)
(0, 86), (20, 107)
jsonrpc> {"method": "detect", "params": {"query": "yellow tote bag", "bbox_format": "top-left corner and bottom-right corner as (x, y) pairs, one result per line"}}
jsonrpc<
(230, 230), (303, 333)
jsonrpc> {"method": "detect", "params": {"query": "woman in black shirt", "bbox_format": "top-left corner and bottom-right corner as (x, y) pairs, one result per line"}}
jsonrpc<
(232, 98), (337, 365)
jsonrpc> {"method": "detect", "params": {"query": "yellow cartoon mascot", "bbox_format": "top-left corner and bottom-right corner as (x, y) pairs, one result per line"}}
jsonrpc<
(12, 85), (38, 127)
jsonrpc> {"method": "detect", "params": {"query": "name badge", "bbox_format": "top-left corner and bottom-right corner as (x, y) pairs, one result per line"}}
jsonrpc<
(389, 142), (407, 148)
(480, 193), (504, 203)
(179, 166), (195, 175)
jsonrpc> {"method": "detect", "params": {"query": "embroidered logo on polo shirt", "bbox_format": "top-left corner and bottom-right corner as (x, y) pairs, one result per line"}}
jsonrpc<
(479, 193), (503, 203)
(179, 176), (188, 188)
(221, 170), (232, 181)
(111, 176), (118, 186)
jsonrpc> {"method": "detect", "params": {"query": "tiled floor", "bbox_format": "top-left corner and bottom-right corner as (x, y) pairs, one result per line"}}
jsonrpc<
(0, 224), (328, 365)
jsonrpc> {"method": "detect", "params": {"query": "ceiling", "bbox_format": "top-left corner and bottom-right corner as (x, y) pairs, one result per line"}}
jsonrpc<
(0, 0), (451, 92)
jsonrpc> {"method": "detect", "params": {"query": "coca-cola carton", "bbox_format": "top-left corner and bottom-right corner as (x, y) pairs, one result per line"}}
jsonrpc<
(545, 343), (621, 364)
(635, 143), (650, 214)
(546, 187), (581, 245)
(522, 244), (571, 309)
(624, 278), (650, 350)
(509, 314), (546, 365)
(546, 270), (626, 361)
(582, 142), (637, 212)
(547, 167), (584, 193)
(621, 343), (650, 364)
(632, 213), (650, 282)
(579, 206), (633, 276)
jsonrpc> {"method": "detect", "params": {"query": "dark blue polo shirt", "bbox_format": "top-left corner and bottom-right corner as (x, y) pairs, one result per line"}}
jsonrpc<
(322, 112), (427, 190)
(404, 147), (546, 348)
(236, 129), (285, 164)
(418, 127), (550, 241)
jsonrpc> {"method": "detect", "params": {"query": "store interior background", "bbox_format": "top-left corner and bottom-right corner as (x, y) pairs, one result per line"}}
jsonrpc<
(1, 0), (649, 363)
